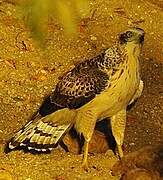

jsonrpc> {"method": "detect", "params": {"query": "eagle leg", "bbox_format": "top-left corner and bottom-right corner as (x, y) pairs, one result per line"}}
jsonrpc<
(75, 108), (97, 170)
(110, 109), (126, 158)
(82, 140), (89, 170)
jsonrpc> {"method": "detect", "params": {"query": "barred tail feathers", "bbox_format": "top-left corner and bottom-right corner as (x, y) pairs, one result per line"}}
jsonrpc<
(8, 108), (76, 152)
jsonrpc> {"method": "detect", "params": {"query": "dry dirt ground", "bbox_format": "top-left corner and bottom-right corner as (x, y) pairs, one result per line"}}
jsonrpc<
(0, 0), (163, 179)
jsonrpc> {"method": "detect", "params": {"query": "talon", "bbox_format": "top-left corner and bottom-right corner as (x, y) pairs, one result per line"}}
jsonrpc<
(117, 144), (123, 158)
(82, 140), (89, 170)
(82, 161), (89, 171)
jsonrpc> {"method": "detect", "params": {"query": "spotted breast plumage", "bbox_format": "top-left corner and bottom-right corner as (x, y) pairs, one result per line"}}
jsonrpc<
(6, 28), (145, 169)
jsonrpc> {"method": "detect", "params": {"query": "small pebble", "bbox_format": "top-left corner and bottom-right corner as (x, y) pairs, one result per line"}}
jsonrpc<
(90, 35), (97, 41)
(129, 143), (135, 146)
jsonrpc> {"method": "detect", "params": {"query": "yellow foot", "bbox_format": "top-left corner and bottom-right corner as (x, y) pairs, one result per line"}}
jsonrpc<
(82, 160), (88, 171)
(82, 140), (89, 171)
(117, 144), (123, 158)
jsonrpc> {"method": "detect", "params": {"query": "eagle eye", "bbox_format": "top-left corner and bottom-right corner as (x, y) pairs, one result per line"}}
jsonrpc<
(126, 31), (133, 38)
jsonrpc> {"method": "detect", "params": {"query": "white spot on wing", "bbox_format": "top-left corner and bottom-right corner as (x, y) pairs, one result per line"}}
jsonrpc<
(38, 122), (47, 130)
(41, 149), (47, 152)
(28, 147), (33, 150)
(37, 121), (44, 128)
(37, 135), (46, 144)
(43, 136), (51, 145)
(43, 124), (53, 134)
(48, 126), (56, 135)
(20, 143), (26, 147)
(9, 143), (15, 149)
(30, 133), (40, 143)
(50, 137), (56, 144)
(24, 120), (33, 128)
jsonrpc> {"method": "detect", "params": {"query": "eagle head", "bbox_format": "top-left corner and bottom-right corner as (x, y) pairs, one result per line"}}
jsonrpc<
(119, 27), (145, 45)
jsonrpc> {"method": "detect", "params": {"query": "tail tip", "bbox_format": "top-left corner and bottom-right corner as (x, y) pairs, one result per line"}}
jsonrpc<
(4, 138), (17, 153)
(4, 142), (13, 153)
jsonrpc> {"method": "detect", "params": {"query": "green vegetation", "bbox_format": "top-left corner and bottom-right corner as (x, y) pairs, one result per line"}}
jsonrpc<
(18, 0), (89, 42)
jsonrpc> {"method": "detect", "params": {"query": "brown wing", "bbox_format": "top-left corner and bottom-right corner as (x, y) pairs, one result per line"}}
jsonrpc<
(39, 54), (110, 116)
(51, 67), (109, 108)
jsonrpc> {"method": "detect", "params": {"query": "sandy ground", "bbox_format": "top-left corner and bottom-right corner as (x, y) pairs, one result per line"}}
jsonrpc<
(0, 0), (163, 179)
